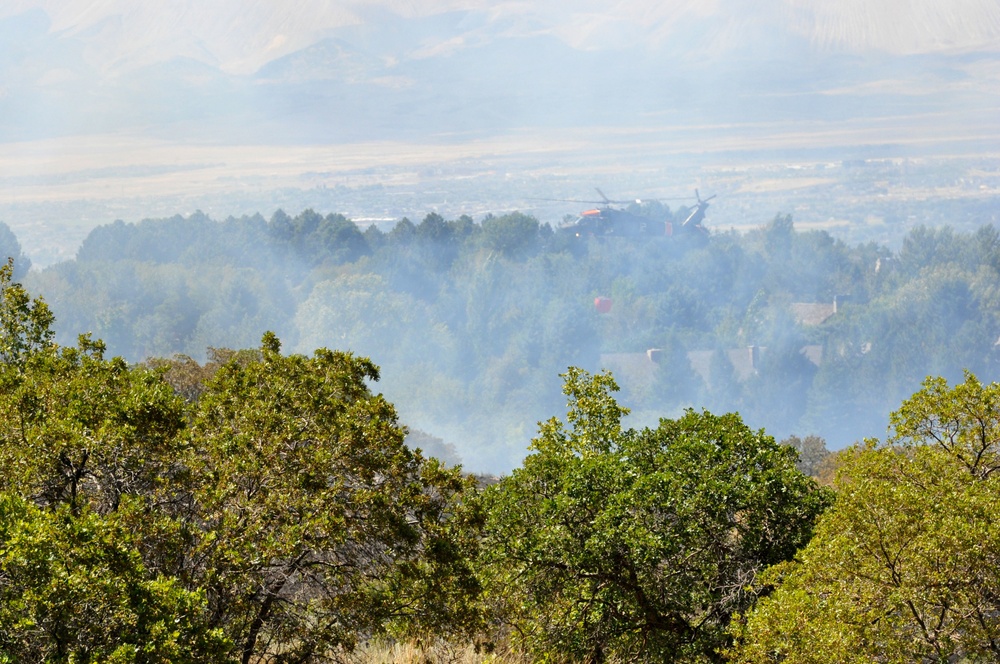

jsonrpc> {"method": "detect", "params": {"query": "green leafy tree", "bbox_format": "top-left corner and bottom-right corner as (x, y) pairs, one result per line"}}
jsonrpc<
(181, 333), (479, 663)
(388, 217), (417, 245)
(293, 272), (455, 372)
(480, 212), (540, 258)
(0, 222), (30, 279)
(143, 348), (259, 403)
(0, 333), (187, 516)
(478, 368), (830, 663)
(779, 434), (830, 478)
(0, 494), (229, 663)
(731, 373), (1000, 663)
(417, 212), (452, 243)
(0, 258), (54, 365)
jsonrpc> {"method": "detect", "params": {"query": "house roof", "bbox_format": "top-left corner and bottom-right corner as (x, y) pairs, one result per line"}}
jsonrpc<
(790, 302), (837, 326)
(602, 344), (825, 393)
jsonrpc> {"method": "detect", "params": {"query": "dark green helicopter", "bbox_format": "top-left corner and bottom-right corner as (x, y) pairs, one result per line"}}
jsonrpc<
(550, 189), (714, 238)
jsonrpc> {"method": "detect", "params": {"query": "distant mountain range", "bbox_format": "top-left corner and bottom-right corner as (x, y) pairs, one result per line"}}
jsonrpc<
(1, 1), (999, 143)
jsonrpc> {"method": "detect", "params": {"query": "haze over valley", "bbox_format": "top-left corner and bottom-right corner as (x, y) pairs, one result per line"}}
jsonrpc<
(1, 1), (999, 470)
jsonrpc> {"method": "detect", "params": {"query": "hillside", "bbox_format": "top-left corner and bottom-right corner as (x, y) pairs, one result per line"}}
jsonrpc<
(1, 0), (999, 143)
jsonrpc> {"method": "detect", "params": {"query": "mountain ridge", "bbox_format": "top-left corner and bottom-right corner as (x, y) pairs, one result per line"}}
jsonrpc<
(0, 2), (997, 150)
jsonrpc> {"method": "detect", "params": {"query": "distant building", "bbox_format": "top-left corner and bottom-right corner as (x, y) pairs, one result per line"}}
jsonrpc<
(599, 349), (663, 393)
(789, 295), (849, 327)
(601, 298), (840, 393)
(790, 303), (836, 326)
(602, 345), (824, 392)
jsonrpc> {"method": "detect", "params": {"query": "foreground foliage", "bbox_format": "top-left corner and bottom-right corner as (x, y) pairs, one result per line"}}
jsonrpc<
(0, 495), (229, 663)
(0, 261), (477, 662)
(478, 369), (830, 663)
(178, 333), (480, 661)
(730, 373), (1000, 663)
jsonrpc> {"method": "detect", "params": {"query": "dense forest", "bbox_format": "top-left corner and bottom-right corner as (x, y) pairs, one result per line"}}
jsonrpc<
(0, 257), (996, 662)
(8, 205), (1000, 470)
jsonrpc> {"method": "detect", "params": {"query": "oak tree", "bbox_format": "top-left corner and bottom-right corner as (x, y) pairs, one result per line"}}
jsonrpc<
(478, 368), (830, 663)
(731, 373), (1000, 663)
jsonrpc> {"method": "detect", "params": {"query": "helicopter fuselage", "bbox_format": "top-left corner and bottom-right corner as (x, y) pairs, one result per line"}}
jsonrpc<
(563, 208), (671, 237)
(553, 189), (712, 240)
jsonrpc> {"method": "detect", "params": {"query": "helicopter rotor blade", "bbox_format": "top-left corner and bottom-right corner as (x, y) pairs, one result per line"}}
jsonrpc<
(527, 191), (707, 206)
(529, 196), (638, 206)
(594, 190), (649, 205)
(527, 197), (612, 204)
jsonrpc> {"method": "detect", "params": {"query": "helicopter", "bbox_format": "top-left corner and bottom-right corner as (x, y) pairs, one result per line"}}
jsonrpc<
(547, 189), (714, 239)
(679, 190), (715, 231)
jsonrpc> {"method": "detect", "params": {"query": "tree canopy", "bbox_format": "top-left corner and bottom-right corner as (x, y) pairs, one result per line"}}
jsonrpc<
(477, 368), (830, 663)
(27, 207), (1000, 469)
(731, 373), (1000, 663)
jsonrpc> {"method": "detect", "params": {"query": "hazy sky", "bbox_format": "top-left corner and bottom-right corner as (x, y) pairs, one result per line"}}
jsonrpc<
(4, 0), (999, 76)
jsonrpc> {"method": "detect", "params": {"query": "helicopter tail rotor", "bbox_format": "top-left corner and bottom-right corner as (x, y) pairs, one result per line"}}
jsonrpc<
(695, 189), (716, 205)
